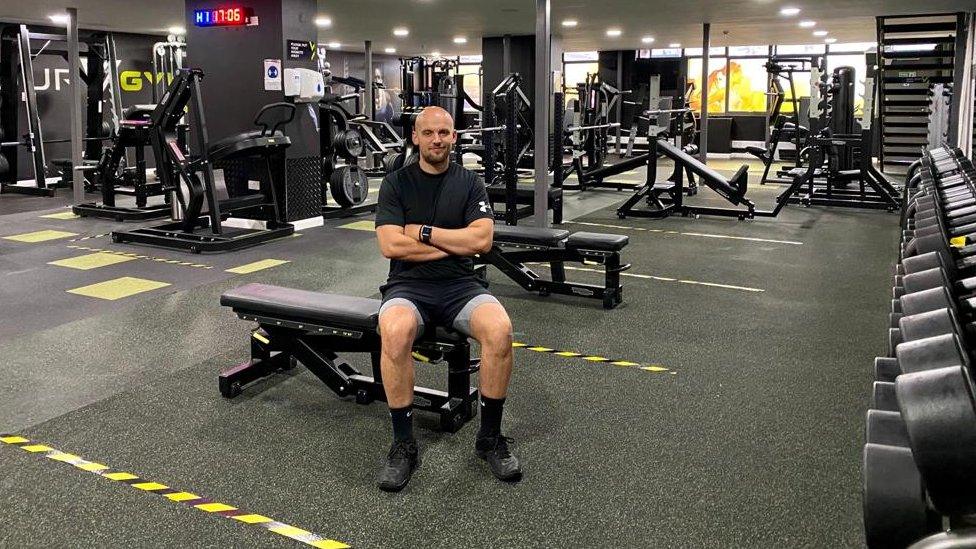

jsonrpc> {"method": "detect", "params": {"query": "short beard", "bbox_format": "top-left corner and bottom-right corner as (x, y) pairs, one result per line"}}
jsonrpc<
(421, 146), (451, 166)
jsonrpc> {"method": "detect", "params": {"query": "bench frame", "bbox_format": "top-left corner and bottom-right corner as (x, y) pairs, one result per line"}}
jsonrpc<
(475, 240), (628, 309)
(219, 310), (480, 432)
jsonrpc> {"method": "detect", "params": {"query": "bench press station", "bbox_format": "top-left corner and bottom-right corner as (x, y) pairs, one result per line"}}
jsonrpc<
(219, 283), (480, 432)
(474, 224), (630, 309)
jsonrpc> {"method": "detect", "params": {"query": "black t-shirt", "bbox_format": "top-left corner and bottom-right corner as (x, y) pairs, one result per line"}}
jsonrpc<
(375, 162), (493, 283)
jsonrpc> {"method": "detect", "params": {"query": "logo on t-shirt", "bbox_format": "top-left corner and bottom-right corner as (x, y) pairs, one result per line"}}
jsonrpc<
(479, 201), (492, 214)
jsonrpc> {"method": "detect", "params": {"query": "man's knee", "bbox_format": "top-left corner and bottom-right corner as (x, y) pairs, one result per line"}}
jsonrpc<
(475, 311), (513, 355)
(379, 307), (419, 359)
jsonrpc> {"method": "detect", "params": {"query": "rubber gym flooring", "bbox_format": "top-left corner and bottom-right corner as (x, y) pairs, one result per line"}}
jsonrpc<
(0, 161), (897, 547)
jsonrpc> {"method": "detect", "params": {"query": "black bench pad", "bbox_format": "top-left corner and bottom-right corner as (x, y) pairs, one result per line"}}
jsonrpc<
(565, 232), (629, 252)
(221, 283), (380, 329)
(221, 283), (468, 341)
(493, 224), (570, 247)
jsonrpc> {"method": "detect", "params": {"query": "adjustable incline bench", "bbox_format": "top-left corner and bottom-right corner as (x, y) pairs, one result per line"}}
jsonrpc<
(219, 283), (480, 432)
(474, 224), (630, 309)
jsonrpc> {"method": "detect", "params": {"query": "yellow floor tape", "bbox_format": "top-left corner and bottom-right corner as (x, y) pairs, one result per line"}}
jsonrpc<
(49, 252), (137, 271)
(225, 259), (290, 274)
(0, 436), (349, 548)
(3, 229), (78, 243)
(67, 277), (171, 301)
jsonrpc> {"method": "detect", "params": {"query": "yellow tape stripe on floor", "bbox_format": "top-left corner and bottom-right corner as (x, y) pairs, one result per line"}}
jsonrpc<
(513, 342), (673, 374)
(0, 436), (349, 549)
(564, 221), (803, 245)
(66, 245), (215, 270)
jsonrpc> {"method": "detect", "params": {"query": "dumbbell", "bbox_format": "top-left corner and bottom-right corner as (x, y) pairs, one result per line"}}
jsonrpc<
(908, 178), (976, 227)
(900, 232), (976, 278)
(892, 263), (976, 319)
(897, 364), (976, 517)
(862, 442), (942, 548)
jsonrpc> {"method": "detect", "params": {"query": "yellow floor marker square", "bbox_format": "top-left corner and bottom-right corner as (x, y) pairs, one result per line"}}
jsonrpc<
(103, 472), (139, 481)
(39, 211), (80, 220)
(195, 502), (237, 513)
(0, 436), (29, 444)
(3, 229), (77, 243)
(338, 220), (376, 232)
(233, 514), (273, 524)
(225, 259), (289, 274)
(49, 252), (136, 271)
(164, 492), (200, 502)
(311, 540), (351, 549)
(67, 277), (170, 301)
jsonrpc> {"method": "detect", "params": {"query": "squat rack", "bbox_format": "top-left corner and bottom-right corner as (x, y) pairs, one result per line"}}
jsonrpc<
(0, 23), (121, 196)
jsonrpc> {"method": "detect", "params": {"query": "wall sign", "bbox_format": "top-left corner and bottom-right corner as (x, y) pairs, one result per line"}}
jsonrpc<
(264, 59), (282, 91)
(287, 40), (315, 60)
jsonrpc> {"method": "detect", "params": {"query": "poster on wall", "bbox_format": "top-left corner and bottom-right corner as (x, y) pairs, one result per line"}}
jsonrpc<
(264, 59), (282, 91)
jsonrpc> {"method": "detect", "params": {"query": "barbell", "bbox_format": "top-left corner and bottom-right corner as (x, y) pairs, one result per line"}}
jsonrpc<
(456, 125), (508, 135)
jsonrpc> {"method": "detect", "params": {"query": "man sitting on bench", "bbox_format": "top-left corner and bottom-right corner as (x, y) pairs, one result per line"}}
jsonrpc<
(375, 106), (522, 492)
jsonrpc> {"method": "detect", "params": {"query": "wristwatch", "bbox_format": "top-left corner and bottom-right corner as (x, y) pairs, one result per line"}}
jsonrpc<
(420, 225), (433, 243)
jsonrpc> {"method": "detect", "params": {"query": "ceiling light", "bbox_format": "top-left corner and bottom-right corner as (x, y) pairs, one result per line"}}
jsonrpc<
(813, 30), (828, 36)
(606, 28), (622, 37)
(824, 38), (837, 43)
(393, 27), (409, 37)
(48, 14), (70, 25)
(385, 47), (396, 54)
(168, 26), (186, 35)
(641, 36), (654, 44)
(431, 51), (441, 56)
(453, 36), (467, 44)
(562, 19), (578, 27)
(799, 20), (816, 28)
(669, 43), (681, 48)
(315, 17), (332, 28)
(327, 42), (341, 48)
(780, 7), (801, 16)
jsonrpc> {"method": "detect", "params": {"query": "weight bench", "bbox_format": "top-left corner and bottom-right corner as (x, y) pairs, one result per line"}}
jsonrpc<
(219, 283), (479, 432)
(474, 224), (630, 309)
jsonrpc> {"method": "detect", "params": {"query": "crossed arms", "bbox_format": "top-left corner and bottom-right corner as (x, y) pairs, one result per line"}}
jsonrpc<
(376, 219), (494, 261)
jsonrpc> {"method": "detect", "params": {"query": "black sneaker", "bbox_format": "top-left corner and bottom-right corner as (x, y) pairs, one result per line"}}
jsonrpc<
(377, 439), (420, 492)
(476, 434), (523, 482)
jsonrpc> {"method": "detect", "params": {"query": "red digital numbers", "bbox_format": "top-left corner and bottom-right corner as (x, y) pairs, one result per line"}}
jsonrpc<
(194, 6), (249, 27)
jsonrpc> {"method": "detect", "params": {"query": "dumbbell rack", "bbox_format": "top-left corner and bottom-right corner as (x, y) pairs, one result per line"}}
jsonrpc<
(875, 14), (963, 175)
(863, 147), (976, 548)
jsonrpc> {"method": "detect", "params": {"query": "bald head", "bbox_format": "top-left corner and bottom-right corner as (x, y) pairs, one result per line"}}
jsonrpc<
(412, 106), (456, 170)
(415, 106), (455, 131)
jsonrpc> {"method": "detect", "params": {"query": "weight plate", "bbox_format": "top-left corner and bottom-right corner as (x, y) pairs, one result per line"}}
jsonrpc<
(329, 165), (369, 207)
(333, 129), (364, 161)
(897, 366), (976, 516)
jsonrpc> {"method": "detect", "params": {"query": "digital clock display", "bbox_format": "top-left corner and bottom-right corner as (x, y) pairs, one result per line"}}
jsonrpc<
(193, 7), (251, 27)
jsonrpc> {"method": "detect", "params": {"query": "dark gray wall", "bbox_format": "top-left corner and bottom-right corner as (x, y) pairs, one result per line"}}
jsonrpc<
(482, 35), (535, 112)
(184, 0), (286, 144)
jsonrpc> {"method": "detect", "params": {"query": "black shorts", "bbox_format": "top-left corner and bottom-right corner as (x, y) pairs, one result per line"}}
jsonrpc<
(379, 278), (498, 336)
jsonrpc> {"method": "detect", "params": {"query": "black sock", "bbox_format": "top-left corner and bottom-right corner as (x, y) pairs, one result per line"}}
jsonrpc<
(390, 406), (414, 442)
(478, 395), (506, 438)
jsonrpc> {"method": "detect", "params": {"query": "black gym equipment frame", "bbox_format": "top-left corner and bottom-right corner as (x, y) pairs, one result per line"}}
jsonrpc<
(617, 136), (800, 220)
(319, 92), (376, 220)
(112, 69), (294, 253)
(73, 104), (176, 221)
(474, 237), (629, 309)
(745, 58), (812, 186)
(785, 76), (902, 211)
(0, 25), (116, 196)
